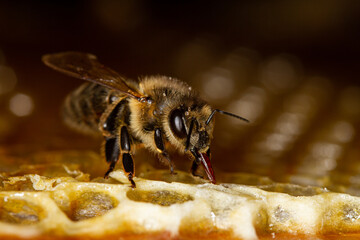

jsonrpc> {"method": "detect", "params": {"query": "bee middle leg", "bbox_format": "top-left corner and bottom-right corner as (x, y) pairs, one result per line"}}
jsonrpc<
(154, 128), (175, 174)
(120, 126), (136, 188)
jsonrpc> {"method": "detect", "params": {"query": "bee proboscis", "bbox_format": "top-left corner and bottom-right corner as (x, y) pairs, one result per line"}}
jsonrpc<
(42, 52), (248, 187)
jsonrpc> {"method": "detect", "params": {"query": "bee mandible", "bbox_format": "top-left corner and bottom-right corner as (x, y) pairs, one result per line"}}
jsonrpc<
(42, 52), (248, 187)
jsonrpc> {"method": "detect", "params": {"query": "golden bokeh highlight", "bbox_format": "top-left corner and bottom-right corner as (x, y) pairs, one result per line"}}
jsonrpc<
(9, 93), (34, 117)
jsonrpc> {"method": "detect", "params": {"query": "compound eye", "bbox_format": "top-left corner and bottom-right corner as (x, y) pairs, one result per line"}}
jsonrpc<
(169, 109), (187, 139)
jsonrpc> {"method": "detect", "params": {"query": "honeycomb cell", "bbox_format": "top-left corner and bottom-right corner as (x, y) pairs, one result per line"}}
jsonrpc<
(63, 191), (118, 221)
(0, 197), (43, 224)
(1, 178), (36, 191)
(343, 204), (360, 222)
(259, 183), (327, 196)
(322, 201), (360, 233)
(127, 190), (194, 206)
(274, 206), (291, 222)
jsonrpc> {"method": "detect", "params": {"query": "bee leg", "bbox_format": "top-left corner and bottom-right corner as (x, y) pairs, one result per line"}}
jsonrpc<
(104, 137), (120, 178)
(154, 128), (175, 174)
(120, 126), (136, 188)
(163, 152), (175, 174)
(190, 160), (203, 178)
(122, 153), (136, 188)
(190, 148), (211, 179)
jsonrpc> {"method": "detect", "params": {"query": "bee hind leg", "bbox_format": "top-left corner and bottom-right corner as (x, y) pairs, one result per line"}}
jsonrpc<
(103, 127), (136, 188)
(154, 128), (175, 174)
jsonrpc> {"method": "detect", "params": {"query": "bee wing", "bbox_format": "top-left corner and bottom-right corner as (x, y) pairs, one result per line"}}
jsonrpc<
(42, 52), (145, 100)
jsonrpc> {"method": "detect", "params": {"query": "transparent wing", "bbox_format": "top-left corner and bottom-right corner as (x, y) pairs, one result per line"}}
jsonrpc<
(42, 52), (144, 100)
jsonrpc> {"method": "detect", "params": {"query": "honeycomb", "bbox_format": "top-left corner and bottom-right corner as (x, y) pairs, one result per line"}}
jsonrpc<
(0, 161), (360, 240)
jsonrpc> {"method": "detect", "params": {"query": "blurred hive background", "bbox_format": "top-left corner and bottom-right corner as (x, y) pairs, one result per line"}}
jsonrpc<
(0, 1), (360, 192)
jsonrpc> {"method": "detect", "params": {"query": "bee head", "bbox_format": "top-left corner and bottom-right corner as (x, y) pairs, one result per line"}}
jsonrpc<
(167, 104), (214, 153)
(165, 104), (248, 184)
(166, 105), (249, 153)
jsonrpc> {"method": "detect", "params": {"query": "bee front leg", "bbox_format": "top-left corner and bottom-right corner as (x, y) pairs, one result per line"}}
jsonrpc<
(190, 148), (212, 179)
(154, 128), (175, 174)
(190, 159), (201, 178)
(120, 126), (136, 188)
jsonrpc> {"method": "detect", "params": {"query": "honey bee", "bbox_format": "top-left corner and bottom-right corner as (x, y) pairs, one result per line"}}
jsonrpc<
(42, 52), (248, 187)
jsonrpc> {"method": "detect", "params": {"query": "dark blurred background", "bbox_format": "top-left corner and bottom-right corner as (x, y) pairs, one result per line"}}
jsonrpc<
(0, 0), (360, 184)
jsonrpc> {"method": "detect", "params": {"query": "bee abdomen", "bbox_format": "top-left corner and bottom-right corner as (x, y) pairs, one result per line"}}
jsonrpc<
(62, 83), (110, 134)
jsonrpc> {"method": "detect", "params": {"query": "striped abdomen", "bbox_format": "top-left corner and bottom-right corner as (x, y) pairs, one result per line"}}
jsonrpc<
(62, 83), (112, 134)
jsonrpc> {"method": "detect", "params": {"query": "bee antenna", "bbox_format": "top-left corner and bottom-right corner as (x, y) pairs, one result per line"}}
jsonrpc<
(185, 118), (196, 151)
(205, 109), (249, 125)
